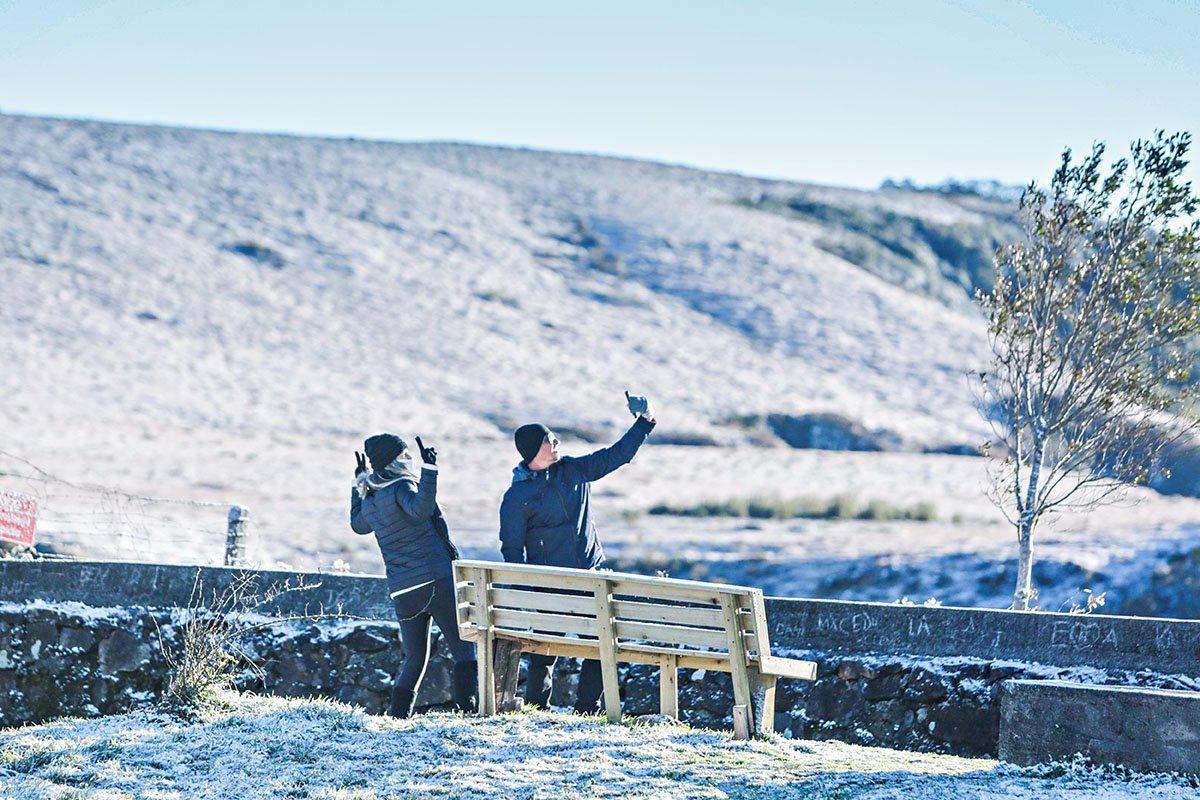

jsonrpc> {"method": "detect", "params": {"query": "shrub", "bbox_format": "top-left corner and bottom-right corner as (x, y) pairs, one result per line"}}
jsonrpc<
(475, 290), (520, 308)
(156, 571), (336, 718)
(647, 495), (937, 522)
(829, 493), (861, 520)
(227, 240), (285, 270)
(556, 217), (626, 277)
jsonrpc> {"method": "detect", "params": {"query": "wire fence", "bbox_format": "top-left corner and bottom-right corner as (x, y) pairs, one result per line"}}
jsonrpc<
(0, 448), (237, 564)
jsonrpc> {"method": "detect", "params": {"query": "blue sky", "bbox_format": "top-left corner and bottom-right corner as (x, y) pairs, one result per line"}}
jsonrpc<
(1, 0), (1197, 188)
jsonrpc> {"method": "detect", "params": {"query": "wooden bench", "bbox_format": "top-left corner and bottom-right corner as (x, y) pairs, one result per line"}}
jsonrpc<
(453, 559), (816, 738)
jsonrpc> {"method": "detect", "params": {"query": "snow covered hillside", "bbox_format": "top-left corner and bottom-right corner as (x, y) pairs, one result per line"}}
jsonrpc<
(7, 112), (1200, 603)
(0, 113), (1015, 558)
(1, 114), (1009, 446)
(2, 695), (1196, 799)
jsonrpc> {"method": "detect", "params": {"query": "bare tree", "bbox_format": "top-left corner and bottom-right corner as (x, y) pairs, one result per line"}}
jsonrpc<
(978, 131), (1200, 610)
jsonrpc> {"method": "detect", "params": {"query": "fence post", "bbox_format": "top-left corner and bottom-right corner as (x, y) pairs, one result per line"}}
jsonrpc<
(225, 505), (249, 566)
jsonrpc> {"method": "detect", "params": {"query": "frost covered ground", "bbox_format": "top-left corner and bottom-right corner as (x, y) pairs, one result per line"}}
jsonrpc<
(4, 113), (1200, 610)
(1, 695), (1196, 800)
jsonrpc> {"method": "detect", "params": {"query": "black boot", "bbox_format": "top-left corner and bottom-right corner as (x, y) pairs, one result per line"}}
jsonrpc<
(389, 686), (416, 719)
(524, 653), (556, 708)
(574, 658), (604, 715)
(453, 660), (478, 714)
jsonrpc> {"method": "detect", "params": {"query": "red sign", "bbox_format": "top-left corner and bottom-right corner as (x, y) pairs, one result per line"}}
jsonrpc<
(0, 491), (38, 546)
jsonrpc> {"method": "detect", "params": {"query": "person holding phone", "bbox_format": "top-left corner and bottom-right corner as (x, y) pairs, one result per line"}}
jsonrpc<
(351, 433), (476, 718)
(498, 391), (656, 712)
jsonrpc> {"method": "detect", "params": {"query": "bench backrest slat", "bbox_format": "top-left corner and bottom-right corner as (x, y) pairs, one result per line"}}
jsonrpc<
(482, 565), (599, 592)
(608, 579), (727, 605)
(614, 619), (732, 650)
(492, 607), (600, 637)
(612, 599), (726, 629)
(489, 586), (595, 616)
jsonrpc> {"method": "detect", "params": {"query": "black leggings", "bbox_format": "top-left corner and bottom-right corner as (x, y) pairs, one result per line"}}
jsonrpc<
(393, 574), (475, 693)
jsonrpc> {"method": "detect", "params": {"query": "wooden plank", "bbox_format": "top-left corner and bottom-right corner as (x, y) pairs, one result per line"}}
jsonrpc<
(758, 654), (818, 681)
(457, 623), (484, 643)
(473, 567), (496, 717)
(454, 583), (469, 632)
(490, 587), (596, 616)
(659, 654), (678, 719)
(612, 599), (725, 628)
(492, 607), (599, 637)
(721, 594), (755, 736)
(616, 642), (734, 670)
(594, 577), (622, 723)
(610, 579), (726, 605)
(743, 592), (773, 659)
(453, 559), (757, 596)
(490, 627), (591, 648)
(510, 635), (733, 671)
(469, 564), (599, 592)
(615, 619), (730, 650)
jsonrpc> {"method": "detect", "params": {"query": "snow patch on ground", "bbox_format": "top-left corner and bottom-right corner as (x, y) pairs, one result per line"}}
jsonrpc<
(1, 695), (1195, 799)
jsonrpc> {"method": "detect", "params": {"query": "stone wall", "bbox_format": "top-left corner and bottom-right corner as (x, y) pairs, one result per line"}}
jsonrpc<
(3, 560), (1200, 758)
(7, 561), (1200, 677)
(0, 603), (456, 725)
(6, 598), (1199, 757)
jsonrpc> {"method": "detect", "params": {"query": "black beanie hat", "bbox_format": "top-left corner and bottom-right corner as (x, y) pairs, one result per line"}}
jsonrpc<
(514, 423), (550, 466)
(364, 433), (407, 472)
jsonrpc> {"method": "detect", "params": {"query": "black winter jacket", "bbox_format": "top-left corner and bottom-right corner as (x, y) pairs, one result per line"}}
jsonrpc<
(499, 417), (654, 569)
(350, 465), (457, 594)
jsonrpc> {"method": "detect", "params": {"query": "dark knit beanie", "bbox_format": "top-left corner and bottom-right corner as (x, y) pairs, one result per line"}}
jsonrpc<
(364, 433), (407, 472)
(514, 423), (550, 465)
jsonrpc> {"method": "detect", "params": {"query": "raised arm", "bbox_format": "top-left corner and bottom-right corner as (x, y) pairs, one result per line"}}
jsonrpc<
(350, 488), (373, 535)
(350, 451), (373, 535)
(393, 465), (438, 519)
(571, 415), (655, 483)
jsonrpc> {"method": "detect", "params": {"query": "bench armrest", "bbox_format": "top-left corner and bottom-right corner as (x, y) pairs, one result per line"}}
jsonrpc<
(757, 654), (817, 680)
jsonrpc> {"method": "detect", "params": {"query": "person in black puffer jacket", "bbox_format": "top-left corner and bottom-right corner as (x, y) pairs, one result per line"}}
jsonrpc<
(499, 392), (656, 712)
(350, 433), (476, 718)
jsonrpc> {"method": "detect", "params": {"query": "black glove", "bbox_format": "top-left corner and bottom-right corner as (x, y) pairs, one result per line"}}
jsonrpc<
(355, 451), (367, 477)
(415, 436), (437, 466)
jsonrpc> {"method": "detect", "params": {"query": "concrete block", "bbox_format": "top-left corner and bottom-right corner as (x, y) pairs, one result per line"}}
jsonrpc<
(1000, 679), (1200, 775)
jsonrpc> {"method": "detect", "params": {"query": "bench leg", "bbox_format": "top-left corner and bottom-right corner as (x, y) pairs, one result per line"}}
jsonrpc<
(732, 705), (750, 740)
(495, 639), (523, 713)
(729, 660), (754, 741)
(599, 658), (622, 723)
(750, 668), (777, 737)
(593, 578), (622, 724)
(658, 655), (678, 719)
(477, 631), (496, 716)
